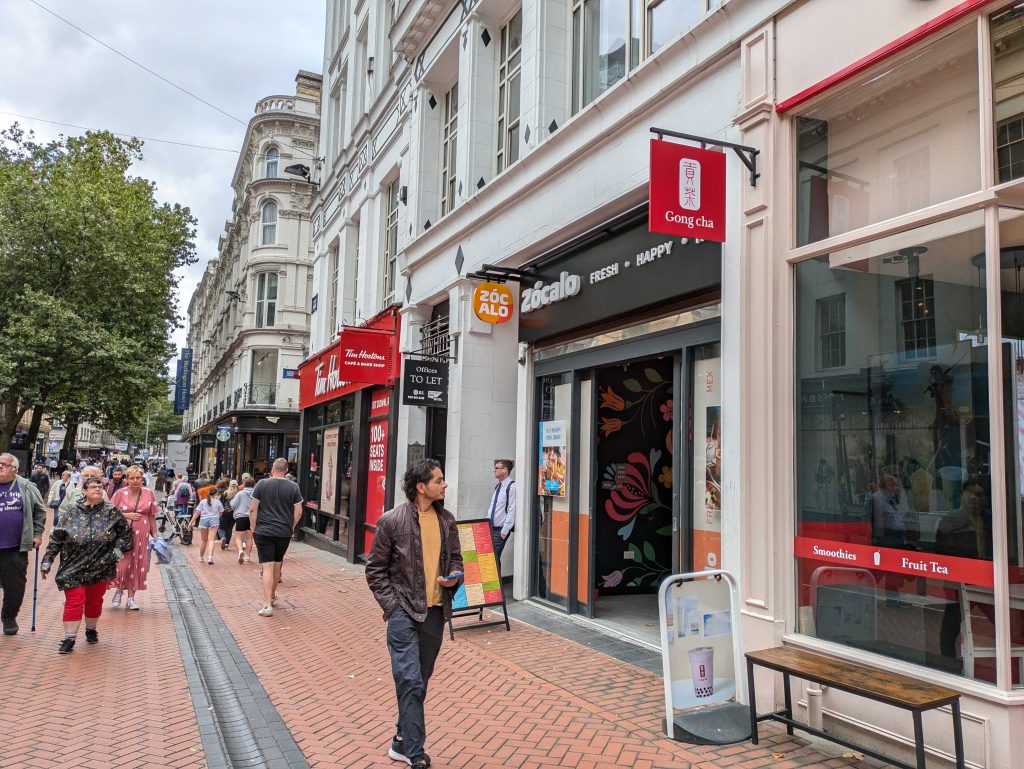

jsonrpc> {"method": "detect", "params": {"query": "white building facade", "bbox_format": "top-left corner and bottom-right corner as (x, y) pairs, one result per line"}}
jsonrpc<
(302, 0), (1024, 765)
(183, 72), (321, 479)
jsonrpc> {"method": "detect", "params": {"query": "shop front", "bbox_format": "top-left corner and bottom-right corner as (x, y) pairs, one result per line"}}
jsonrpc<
(517, 206), (722, 644)
(296, 306), (400, 560)
(763, 1), (1024, 765)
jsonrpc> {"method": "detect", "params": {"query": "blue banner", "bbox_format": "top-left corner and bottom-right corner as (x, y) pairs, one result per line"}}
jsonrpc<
(173, 348), (193, 415)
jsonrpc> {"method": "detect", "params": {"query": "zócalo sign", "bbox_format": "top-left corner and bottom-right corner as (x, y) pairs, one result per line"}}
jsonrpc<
(472, 282), (514, 324)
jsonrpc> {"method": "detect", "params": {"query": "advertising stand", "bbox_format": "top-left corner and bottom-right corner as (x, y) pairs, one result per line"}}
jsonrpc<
(447, 518), (512, 640)
(658, 570), (750, 745)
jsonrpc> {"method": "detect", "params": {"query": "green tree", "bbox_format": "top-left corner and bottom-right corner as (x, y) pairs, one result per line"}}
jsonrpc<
(120, 391), (183, 448)
(0, 124), (196, 452)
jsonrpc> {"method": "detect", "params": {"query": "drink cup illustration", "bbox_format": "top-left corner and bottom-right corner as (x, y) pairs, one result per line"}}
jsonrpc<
(873, 550), (881, 567)
(688, 646), (714, 698)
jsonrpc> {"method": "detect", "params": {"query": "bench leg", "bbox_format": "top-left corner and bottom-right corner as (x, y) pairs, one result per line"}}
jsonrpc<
(951, 700), (965, 769)
(747, 659), (759, 745)
(912, 711), (926, 769)
(782, 673), (794, 736)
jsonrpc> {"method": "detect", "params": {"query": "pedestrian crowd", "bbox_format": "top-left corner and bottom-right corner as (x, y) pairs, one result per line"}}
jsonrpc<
(4, 447), (521, 769)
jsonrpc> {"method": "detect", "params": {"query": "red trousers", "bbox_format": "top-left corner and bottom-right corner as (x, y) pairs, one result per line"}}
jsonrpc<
(62, 580), (109, 622)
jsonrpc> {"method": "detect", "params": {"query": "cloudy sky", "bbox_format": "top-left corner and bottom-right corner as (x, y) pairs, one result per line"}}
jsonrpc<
(0, 0), (325, 362)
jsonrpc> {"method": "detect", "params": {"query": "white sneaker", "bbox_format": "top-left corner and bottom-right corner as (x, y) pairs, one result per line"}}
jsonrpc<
(111, 589), (123, 608)
(207, 557), (214, 565)
(243, 555), (251, 563)
(125, 597), (139, 611)
(257, 605), (273, 617)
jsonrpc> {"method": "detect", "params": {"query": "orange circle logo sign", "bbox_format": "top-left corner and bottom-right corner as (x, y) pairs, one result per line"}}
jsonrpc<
(472, 282), (514, 324)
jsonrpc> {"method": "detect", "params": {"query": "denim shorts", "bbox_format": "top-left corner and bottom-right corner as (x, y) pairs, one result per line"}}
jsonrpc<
(197, 516), (220, 529)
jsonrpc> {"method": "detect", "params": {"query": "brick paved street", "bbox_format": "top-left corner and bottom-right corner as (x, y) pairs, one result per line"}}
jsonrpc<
(1, 520), (892, 769)
(186, 539), (887, 769)
(0, 514), (204, 769)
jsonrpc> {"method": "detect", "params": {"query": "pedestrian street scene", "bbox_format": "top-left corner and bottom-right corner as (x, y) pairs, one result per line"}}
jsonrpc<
(6, 0), (1024, 767)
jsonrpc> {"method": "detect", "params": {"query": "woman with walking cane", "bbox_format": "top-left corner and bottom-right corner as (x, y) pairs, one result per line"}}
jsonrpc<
(40, 477), (133, 654)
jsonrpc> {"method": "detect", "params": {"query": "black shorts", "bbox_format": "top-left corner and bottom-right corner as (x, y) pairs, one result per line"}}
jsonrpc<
(233, 516), (251, 532)
(254, 534), (291, 563)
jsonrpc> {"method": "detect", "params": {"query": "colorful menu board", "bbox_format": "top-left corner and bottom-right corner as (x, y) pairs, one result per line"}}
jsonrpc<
(451, 519), (505, 610)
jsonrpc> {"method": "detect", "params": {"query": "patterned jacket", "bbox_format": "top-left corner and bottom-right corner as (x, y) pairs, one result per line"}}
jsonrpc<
(41, 500), (134, 591)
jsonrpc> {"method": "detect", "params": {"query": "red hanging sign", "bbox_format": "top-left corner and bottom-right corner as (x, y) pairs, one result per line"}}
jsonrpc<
(299, 327), (396, 409)
(363, 388), (390, 554)
(648, 140), (726, 243)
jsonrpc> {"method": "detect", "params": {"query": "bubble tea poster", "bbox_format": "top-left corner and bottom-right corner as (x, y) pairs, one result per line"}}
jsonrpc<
(662, 578), (736, 710)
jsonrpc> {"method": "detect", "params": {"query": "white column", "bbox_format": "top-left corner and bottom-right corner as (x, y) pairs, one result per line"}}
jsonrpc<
(520, 0), (568, 158)
(457, 15), (498, 200)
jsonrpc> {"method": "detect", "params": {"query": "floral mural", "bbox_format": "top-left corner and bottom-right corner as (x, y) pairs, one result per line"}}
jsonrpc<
(596, 358), (674, 592)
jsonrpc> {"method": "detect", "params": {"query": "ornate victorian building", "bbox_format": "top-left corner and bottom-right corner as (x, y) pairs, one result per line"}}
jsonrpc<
(183, 71), (321, 478)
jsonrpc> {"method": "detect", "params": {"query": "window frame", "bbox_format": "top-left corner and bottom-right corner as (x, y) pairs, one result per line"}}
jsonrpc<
(440, 82), (459, 216)
(261, 201), (279, 246)
(382, 178), (399, 307)
(895, 275), (936, 361)
(265, 146), (279, 179)
(816, 293), (846, 370)
(255, 272), (279, 329)
(329, 244), (340, 335)
(496, 9), (523, 174)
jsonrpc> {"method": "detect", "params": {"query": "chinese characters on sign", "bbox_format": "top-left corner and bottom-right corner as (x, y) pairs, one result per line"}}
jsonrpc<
(648, 140), (726, 243)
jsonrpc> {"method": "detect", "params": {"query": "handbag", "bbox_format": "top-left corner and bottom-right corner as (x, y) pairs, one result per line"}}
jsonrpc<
(150, 536), (173, 564)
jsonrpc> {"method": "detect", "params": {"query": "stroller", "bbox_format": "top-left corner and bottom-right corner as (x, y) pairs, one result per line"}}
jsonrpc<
(155, 495), (194, 546)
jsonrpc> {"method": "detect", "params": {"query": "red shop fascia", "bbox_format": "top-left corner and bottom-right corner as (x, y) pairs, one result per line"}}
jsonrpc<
(296, 305), (401, 561)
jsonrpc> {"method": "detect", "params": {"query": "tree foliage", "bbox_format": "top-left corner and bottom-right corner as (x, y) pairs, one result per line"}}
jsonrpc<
(120, 390), (183, 448)
(0, 124), (196, 450)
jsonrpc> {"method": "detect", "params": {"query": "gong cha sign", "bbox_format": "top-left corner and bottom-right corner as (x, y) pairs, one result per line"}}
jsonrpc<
(649, 140), (726, 243)
(472, 282), (514, 324)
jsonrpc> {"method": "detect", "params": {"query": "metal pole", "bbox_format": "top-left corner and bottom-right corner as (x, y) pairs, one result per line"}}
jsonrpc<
(144, 413), (151, 451)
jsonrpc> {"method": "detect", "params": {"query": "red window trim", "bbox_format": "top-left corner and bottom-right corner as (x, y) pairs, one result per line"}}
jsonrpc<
(776, 0), (1001, 115)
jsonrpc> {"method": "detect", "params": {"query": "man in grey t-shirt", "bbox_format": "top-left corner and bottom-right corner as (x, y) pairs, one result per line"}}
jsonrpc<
(250, 458), (303, 616)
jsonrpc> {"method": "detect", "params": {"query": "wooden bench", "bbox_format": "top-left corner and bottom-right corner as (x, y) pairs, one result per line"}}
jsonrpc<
(746, 647), (964, 769)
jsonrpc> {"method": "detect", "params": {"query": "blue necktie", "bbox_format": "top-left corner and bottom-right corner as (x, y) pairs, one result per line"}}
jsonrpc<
(489, 482), (501, 525)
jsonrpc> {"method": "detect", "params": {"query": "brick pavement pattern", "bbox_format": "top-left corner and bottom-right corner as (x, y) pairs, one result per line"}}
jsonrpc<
(0, 513), (206, 769)
(191, 541), (888, 769)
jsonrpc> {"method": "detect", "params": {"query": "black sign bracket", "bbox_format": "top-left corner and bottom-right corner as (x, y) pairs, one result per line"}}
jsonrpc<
(650, 126), (760, 188)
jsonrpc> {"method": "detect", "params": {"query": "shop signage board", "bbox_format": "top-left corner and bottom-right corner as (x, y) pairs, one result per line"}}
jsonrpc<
(298, 323), (397, 409)
(363, 389), (390, 553)
(518, 217), (721, 343)
(648, 140), (726, 242)
(216, 424), (232, 442)
(402, 358), (449, 407)
(538, 420), (567, 497)
(693, 357), (722, 571)
(448, 518), (511, 640)
(282, 368), (298, 379)
(201, 433), (215, 447)
(658, 570), (749, 744)
(793, 536), (994, 587)
(320, 426), (339, 515)
(472, 282), (515, 323)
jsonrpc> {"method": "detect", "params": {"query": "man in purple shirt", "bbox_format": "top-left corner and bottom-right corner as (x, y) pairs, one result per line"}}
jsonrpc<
(0, 453), (47, 635)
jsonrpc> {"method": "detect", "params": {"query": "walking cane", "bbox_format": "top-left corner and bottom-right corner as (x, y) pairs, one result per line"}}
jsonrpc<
(31, 546), (39, 632)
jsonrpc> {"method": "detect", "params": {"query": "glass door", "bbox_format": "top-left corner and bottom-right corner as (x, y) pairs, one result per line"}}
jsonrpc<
(534, 373), (573, 607)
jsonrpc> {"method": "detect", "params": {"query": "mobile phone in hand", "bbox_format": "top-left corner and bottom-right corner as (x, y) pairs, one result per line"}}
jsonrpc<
(441, 571), (463, 581)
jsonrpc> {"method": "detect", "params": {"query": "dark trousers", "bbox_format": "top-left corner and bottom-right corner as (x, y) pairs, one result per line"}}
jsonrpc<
(387, 606), (444, 763)
(491, 527), (507, 564)
(0, 547), (29, 621)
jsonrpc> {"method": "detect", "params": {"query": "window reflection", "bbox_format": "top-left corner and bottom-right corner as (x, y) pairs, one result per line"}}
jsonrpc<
(795, 212), (997, 681)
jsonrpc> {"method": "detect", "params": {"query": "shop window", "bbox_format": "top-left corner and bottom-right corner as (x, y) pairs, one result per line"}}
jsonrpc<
(496, 9), (522, 174)
(440, 82), (458, 216)
(255, 272), (278, 328)
(328, 243), (340, 335)
(998, 208), (1024, 687)
(265, 146), (279, 179)
(795, 26), (979, 246)
(261, 201), (278, 245)
(993, 8), (1024, 184)
(816, 294), (846, 370)
(382, 178), (399, 306)
(896, 276), (936, 360)
(795, 211), (996, 683)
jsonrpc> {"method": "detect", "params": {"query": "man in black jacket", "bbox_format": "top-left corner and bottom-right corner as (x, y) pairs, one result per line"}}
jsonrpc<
(29, 464), (50, 499)
(366, 459), (463, 769)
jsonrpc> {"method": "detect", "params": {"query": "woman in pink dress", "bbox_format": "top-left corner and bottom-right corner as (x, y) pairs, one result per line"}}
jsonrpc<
(110, 466), (159, 610)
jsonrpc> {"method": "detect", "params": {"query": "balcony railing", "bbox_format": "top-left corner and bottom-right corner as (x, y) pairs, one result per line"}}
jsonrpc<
(234, 387), (243, 408)
(247, 383), (279, 407)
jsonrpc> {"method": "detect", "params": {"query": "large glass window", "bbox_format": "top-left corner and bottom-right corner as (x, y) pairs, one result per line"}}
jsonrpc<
(534, 373), (572, 607)
(795, 212), (996, 682)
(496, 10), (522, 173)
(255, 272), (278, 328)
(795, 26), (979, 246)
(572, 0), (628, 113)
(440, 83), (458, 216)
(648, 0), (703, 55)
